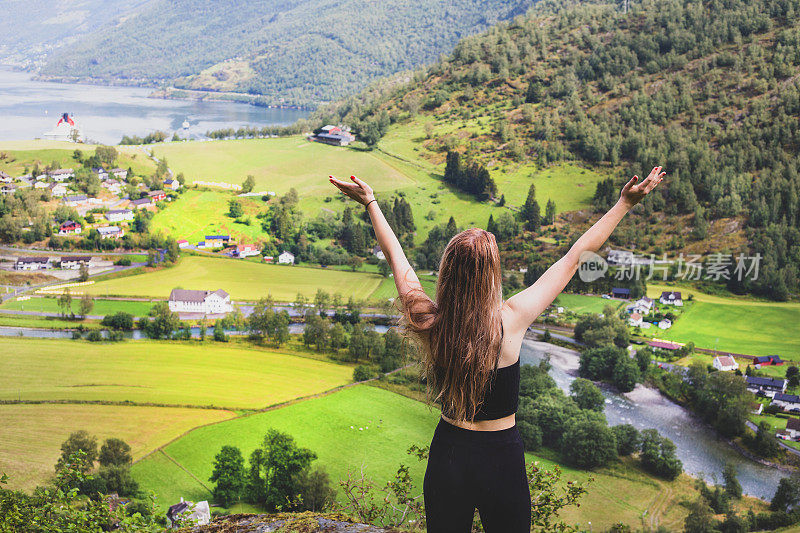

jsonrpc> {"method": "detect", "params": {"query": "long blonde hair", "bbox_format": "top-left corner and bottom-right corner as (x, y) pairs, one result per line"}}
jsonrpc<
(399, 228), (504, 422)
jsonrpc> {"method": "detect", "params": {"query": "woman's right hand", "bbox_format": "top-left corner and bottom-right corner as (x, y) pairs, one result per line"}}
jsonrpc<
(620, 166), (666, 208)
(329, 175), (376, 206)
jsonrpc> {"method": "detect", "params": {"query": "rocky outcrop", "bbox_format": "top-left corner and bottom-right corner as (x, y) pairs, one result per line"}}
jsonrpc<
(189, 512), (393, 533)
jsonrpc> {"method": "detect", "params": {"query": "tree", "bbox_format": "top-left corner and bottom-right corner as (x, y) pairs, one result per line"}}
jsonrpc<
(79, 294), (94, 319)
(544, 199), (557, 225)
(612, 424), (641, 456)
(58, 288), (73, 317)
(210, 445), (247, 507)
(569, 378), (605, 411)
(293, 467), (335, 511)
(378, 260), (391, 277)
(353, 365), (375, 381)
(242, 174), (256, 193)
(723, 463), (742, 500)
(561, 418), (617, 469)
(520, 183), (541, 231)
(314, 289), (330, 314)
(97, 465), (139, 497)
(684, 497), (718, 533)
(639, 429), (682, 480)
(787, 365), (800, 388)
(98, 438), (132, 467)
(142, 301), (181, 339)
(246, 429), (317, 511)
(771, 474), (800, 512)
(228, 199), (244, 218)
(612, 356), (640, 392)
(101, 312), (134, 330)
(330, 322), (347, 351)
(57, 430), (97, 473)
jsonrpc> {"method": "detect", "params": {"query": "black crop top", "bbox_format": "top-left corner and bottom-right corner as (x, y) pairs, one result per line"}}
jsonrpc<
(439, 325), (521, 421)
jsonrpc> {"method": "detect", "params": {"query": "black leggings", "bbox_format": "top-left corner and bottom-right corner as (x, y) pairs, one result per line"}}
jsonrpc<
(423, 418), (531, 533)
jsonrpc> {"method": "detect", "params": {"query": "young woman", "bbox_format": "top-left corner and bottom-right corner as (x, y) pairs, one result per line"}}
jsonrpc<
(329, 167), (665, 533)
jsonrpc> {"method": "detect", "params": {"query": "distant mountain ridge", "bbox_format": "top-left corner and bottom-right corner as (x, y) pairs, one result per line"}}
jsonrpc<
(34, 0), (533, 107)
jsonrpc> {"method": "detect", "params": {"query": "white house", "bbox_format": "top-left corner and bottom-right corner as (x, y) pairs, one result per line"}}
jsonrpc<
(772, 393), (800, 412)
(48, 169), (74, 181)
(163, 178), (180, 190)
(106, 209), (134, 223)
(786, 418), (800, 438)
(278, 251), (295, 265)
(97, 226), (124, 239)
(34, 180), (50, 189)
(59, 256), (93, 269)
(628, 312), (643, 327)
(712, 356), (738, 372)
(0, 171), (12, 183)
(659, 291), (683, 306)
(50, 183), (68, 197)
(234, 244), (260, 258)
(633, 296), (654, 315)
(92, 168), (109, 180)
(372, 245), (385, 261)
(746, 376), (787, 396)
(168, 289), (233, 315)
(111, 168), (128, 180)
(62, 194), (88, 206)
(658, 319), (672, 329)
(15, 256), (51, 270)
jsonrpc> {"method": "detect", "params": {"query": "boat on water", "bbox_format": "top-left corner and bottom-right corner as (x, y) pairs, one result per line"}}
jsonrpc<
(182, 118), (190, 129)
(42, 113), (82, 142)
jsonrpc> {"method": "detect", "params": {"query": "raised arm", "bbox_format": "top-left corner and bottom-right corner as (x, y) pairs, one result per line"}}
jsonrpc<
(328, 175), (423, 299)
(504, 166), (666, 334)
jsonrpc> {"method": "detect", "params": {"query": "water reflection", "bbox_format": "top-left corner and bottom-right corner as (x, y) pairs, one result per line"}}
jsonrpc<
(520, 339), (784, 500)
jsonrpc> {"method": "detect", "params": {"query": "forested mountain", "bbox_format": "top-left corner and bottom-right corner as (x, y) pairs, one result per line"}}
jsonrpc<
(37, 0), (532, 107)
(319, 0), (800, 301)
(0, 0), (152, 66)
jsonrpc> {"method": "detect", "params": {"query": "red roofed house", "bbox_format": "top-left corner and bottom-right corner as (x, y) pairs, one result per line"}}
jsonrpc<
(712, 356), (738, 372)
(148, 190), (166, 203)
(648, 340), (683, 351)
(628, 312), (643, 327)
(234, 244), (260, 258)
(58, 220), (82, 235)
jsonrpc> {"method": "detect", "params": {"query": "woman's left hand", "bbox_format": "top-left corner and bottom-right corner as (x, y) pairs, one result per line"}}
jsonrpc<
(329, 175), (375, 206)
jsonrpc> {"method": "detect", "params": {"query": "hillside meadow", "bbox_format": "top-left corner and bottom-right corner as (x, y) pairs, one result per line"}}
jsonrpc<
(0, 140), (156, 177)
(1, 296), (156, 317)
(0, 338), (352, 408)
(646, 283), (800, 359)
(0, 404), (234, 492)
(83, 255), (383, 301)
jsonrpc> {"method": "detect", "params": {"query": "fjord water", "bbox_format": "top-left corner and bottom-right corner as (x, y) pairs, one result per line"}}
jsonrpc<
(0, 68), (308, 145)
(521, 340), (784, 500)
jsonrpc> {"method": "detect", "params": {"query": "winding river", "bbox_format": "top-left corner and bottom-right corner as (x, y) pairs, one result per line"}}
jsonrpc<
(520, 339), (785, 500)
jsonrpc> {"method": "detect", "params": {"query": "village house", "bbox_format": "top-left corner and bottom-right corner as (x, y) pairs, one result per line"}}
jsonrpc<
(0, 171), (12, 183)
(163, 178), (180, 190)
(753, 355), (785, 367)
(168, 289), (233, 315)
(92, 167), (109, 180)
(785, 418), (800, 439)
(712, 356), (738, 372)
(372, 245), (385, 260)
(628, 312), (643, 327)
(177, 239), (190, 249)
(233, 244), (260, 258)
(263, 255), (274, 263)
(111, 168), (127, 180)
(166, 498), (211, 528)
(49, 183), (68, 197)
(278, 251), (295, 264)
(313, 125), (356, 146)
(102, 179), (123, 194)
(746, 375), (787, 396)
(611, 287), (631, 299)
(648, 340), (683, 351)
(106, 209), (134, 223)
(58, 220), (82, 235)
(751, 402), (764, 415)
(658, 318), (672, 329)
(632, 296), (654, 315)
(34, 180), (50, 189)
(62, 194), (88, 206)
(131, 197), (151, 209)
(772, 393), (800, 412)
(15, 256), (51, 270)
(97, 226), (124, 239)
(659, 291), (683, 306)
(1, 183), (17, 195)
(59, 256), (92, 269)
(48, 169), (74, 181)
(204, 235), (230, 249)
(148, 190), (166, 203)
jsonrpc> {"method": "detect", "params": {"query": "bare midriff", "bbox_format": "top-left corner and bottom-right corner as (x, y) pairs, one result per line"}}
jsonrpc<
(441, 413), (516, 431)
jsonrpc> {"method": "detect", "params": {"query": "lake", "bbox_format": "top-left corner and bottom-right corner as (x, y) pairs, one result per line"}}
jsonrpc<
(0, 68), (308, 145)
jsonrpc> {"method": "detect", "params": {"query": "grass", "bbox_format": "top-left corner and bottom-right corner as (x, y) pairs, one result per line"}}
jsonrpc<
(0, 313), (92, 329)
(0, 338), (353, 408)
(0, 403), (234, 492)
(0, 140), (156, 178)
(132, 385), (440, 511)
(368, 274), (437, 301)
(82, 255), (383, 301)
(0, 297), (157, 317)
(554, 293), (622, 315)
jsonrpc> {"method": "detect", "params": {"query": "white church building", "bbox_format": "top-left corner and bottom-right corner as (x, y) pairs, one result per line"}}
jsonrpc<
(168, 289), (233, 315)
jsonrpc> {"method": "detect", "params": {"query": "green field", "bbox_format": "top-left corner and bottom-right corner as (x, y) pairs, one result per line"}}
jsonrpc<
(0, 404), (234, 492)
(0, 313), (90, 329)
(1, 297), (156, 317)
(0, 140), (156, 178)
(83, 255), (383, 301)
(554, 293), (622, 315)
(0, 338), (352, 408)
(644, 284), (800, 359)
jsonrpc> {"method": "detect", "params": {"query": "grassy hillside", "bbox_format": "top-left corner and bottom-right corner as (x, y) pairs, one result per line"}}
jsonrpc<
(38, 0), (532, 107)
(322, 0), (800, 301)
(84, 255), (383, 301)
(0, 297), (156, 317)
(0, 140), (156, 177)
(0, 404), (234, 492)
(0, 338), (352, 408)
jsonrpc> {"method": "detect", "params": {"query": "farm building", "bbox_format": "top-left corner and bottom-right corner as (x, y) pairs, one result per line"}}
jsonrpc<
(15, 256), (51, 270)
(97, 226), (124, 239)
(59, 256), (92, 269)
(92, 168), (109, 180)
(647, 340), (683, 351)
(163, 178), (180, 190)
(148, 190), (166, 203)
(278, 251), (295, 264)
(712, 356), (738, 372)
(611, 287), (630, 299)
(746, 376), (787, 396)
(0, 171), (12, 182)
(168, 289), (233, 315)
(1, 184), (17, 195)
(204, 235), (231, 249)
(659, 291), (683, 306)
(177, 239), (190, 249)
(658, 319), (672, 329)
(772, 393), (800, 412)
(785, 418), (800, 438)
(233, 244), (260, 258)
(106, 209), (134, 222)
(753, 355), (785, 366)
(58, 220), (82, 235)
(312, 125), (356, 146)
(131, 198), (151, 209)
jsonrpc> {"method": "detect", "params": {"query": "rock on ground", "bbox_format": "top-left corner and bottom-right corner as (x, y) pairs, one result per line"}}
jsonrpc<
(189, 512), (395, 533)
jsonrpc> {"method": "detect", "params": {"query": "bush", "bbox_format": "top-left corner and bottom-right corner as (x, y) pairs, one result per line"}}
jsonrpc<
(353, 365), (376, 382)
(86, 330), (103, 342)
(114, 257), (132, 266)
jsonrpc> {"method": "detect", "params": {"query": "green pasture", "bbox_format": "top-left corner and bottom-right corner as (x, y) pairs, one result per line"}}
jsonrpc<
(368, 274), (438, 301)
(554, 293), (622, 315)
(82, 255), (383, 301)
(150, 189), (269, 243)
(0, 338), (352, 408)
(0, 403), (233, 492)
(0, 313), (90, 329)
(1, 297), (156, 317)
(0, 140), (156, 177)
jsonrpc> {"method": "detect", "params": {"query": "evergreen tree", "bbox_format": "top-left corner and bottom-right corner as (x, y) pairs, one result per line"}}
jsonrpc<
(545, 199), (557, 225)
(520, 184), (541, 231)
(210, 446), (247, 507)
(487, 213), (498, 235)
